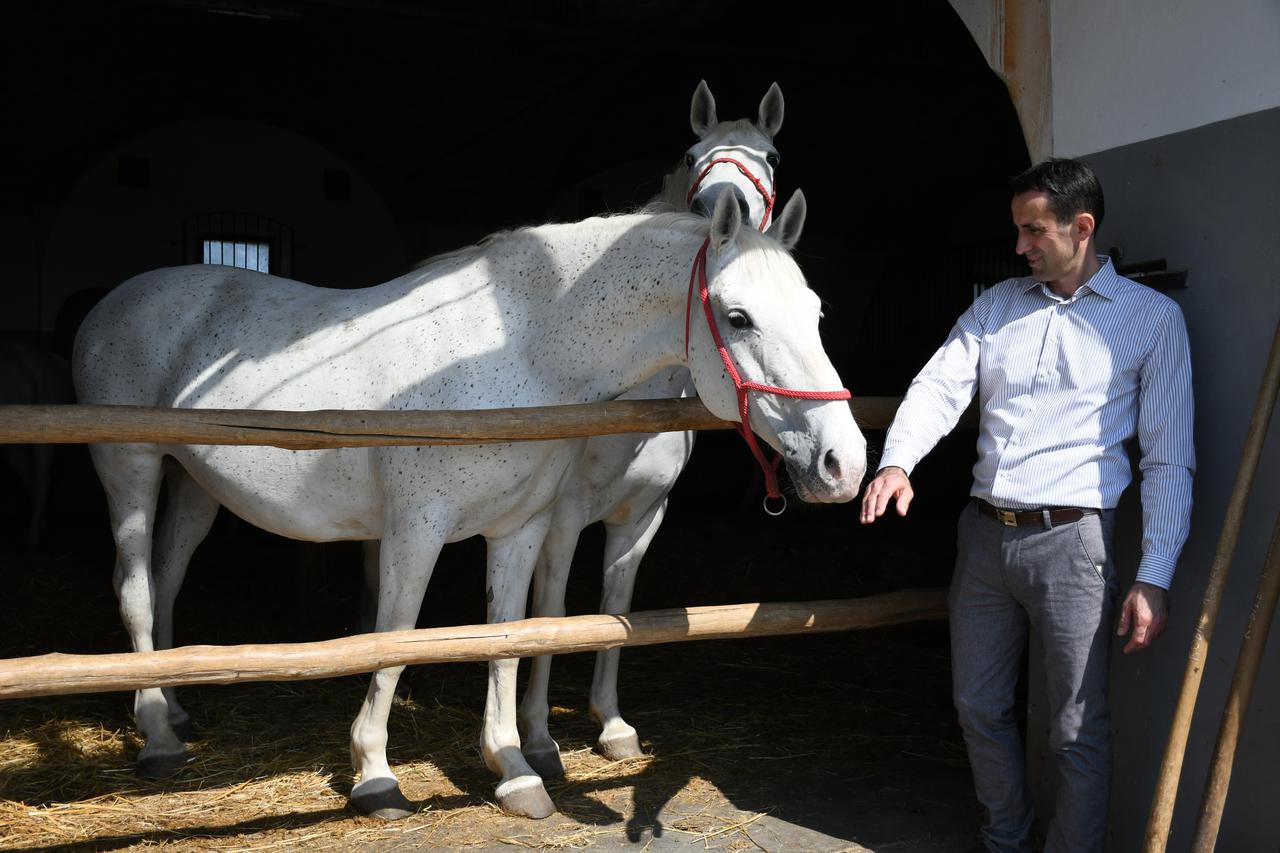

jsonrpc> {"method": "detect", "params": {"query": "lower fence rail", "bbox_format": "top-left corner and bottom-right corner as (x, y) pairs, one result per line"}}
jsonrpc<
(0, 590), (947, 700)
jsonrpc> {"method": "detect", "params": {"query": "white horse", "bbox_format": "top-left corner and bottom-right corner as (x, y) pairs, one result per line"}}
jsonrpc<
(513, 80), (796, 779)
(650, 79), (784, 226)
(357, 79), (792, 769)
(74, 192), (865, 819)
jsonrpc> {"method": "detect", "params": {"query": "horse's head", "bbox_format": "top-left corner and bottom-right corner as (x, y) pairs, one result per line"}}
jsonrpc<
(685, 191), (867, 504)
(684, 80), (783, 231)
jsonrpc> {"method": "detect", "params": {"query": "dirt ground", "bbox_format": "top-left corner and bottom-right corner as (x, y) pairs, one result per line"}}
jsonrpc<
(1, 439), (982, 851)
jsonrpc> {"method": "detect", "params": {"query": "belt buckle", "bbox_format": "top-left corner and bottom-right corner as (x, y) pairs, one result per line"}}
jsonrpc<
(996, 508), (1018, 527)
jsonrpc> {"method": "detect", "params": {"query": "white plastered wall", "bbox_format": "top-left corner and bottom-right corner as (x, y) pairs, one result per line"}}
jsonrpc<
(951, 0), (1280, 161)
(1050, 0), (1280, 157)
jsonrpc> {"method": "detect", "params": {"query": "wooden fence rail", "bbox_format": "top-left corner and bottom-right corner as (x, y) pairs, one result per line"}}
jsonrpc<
(0, 591), (947, 700)
(0, 397), (905, 448)
(0, 396), (950, 703)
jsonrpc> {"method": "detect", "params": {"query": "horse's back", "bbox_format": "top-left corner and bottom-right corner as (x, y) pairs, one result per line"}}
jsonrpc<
(75, 265), (325, 407)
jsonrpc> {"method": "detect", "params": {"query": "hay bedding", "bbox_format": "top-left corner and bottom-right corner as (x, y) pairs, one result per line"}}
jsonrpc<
(0, 660), (796, 851)
(0, 642), (966, 851)
(1, 512), (969, 851)
(1, 684), (795, 851)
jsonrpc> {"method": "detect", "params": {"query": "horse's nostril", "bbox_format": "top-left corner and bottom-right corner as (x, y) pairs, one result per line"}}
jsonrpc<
(824, 449), (842, 479)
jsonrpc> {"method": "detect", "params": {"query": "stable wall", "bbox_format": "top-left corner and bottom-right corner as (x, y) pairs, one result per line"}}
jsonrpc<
(1051, 0), (1280, 157)
(1092, 105), (1280, 853)
(32, 119), (407, 335)
(1050, 3), (1280, 848)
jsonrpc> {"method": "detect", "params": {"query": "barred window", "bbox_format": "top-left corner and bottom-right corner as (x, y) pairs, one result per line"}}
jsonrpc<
(203, 239), (270, 272)
(184, 213), (293, 277)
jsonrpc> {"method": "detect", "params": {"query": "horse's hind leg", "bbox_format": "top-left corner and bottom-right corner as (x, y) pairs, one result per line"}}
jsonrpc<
(518, 504), (587, 781)
(484, 513), (557, 819)
(591, 499), (667, 760)
(152, 461), (220, 741)
(88, 443), (186, 778)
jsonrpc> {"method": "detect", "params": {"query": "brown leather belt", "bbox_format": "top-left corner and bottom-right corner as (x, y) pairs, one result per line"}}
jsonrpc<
(977, 499), (1099, 528)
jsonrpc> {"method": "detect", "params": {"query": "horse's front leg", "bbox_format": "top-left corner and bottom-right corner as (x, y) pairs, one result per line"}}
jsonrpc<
(591, 498), (668, 760)
(348, 516), (445, 820)
(484, 511), (557, 819)
(518, 499), (589, 781)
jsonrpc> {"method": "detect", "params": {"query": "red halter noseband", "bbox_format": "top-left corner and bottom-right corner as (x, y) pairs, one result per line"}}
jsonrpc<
(684, 238), (852, 513)
(686, 156), (777, 231)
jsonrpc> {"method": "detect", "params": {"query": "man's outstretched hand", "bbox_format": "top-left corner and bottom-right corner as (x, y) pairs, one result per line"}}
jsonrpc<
(860, 466), (914, 524)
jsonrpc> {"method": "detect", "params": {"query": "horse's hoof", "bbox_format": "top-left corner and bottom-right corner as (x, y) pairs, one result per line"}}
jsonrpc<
(521, 746), (565, 781)
(136, 751), (191, 780)
(495, 775), (556, 819)
(171, 718), (201, 743)
(351, 777), (417, 820)
(597, 731), (643, 761)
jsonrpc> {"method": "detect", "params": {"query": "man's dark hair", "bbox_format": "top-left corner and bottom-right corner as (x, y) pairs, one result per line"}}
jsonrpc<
(1010, 158), (1105, 232)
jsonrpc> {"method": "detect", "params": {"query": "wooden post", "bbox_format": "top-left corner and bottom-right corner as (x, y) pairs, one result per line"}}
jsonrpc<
(1191, 509), (1280, 851)
(0, 592), (946, 700)
(1144, 318), (1280, 852)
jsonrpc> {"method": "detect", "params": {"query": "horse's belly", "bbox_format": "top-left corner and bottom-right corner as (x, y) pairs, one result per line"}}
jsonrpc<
(172, 445), (382, 541)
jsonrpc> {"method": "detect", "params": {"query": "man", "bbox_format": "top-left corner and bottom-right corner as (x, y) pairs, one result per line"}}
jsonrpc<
(860, 158), (1194, 852)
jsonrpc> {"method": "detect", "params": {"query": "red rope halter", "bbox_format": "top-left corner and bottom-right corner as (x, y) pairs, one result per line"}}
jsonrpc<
(684, 238), (852, 511)
(686, 156), (777, 231)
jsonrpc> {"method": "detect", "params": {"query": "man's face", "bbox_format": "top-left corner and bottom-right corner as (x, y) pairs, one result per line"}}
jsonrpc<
(1011, 190), (1089, 284)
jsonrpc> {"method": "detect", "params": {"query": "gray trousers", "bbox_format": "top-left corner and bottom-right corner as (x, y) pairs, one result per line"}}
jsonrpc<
(950, 500), (1119, 853)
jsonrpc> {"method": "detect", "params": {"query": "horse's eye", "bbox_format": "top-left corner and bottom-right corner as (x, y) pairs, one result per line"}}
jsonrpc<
(766, 152), (780, 168)
(685, 152), (696, 168)
(728, 310), (753, 330)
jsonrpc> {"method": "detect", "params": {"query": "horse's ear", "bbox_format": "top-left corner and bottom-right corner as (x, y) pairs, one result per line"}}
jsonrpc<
(766, 189), (806, 250)
(709, 188), (743, 254)
(691, 79), (718, 137)
(757, 82), (784, 137)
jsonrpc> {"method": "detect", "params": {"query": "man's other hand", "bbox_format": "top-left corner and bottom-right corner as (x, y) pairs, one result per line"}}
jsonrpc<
(1117, 581), (1168, 654)
(860, 466), (914, 524)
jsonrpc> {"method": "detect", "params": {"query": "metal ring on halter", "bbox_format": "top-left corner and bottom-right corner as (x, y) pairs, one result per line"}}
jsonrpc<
(763, 494), (788, 516)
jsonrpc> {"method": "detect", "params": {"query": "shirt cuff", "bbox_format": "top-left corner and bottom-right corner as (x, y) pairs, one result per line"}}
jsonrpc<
(1135, 554), (1177, 590)
(877, 448), (917, 477)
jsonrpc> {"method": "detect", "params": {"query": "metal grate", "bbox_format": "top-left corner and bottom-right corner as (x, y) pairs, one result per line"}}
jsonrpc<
(184, 212), (294, 277)
(203, 239), (270, 272)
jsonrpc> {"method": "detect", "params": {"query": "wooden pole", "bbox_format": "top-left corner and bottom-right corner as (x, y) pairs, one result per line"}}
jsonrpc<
(0, 397), (906, 448)
(1144, 318), (1280, 852)
(0, 591), (946, 700)
(1190, 509), (1280, 851)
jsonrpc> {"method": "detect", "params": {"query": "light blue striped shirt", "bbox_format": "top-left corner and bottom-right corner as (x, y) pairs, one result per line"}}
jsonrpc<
(880, 257), (1195, 589)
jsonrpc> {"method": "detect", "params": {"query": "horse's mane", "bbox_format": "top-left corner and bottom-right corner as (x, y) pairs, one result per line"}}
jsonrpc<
(643, 160), (690, 213)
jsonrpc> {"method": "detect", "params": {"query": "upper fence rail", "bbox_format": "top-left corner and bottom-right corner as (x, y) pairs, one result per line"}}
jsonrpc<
(0, 397), (911, 448)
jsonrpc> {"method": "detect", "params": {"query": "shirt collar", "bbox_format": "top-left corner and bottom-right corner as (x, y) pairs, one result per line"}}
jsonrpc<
(1022, 255), (1120, 301)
